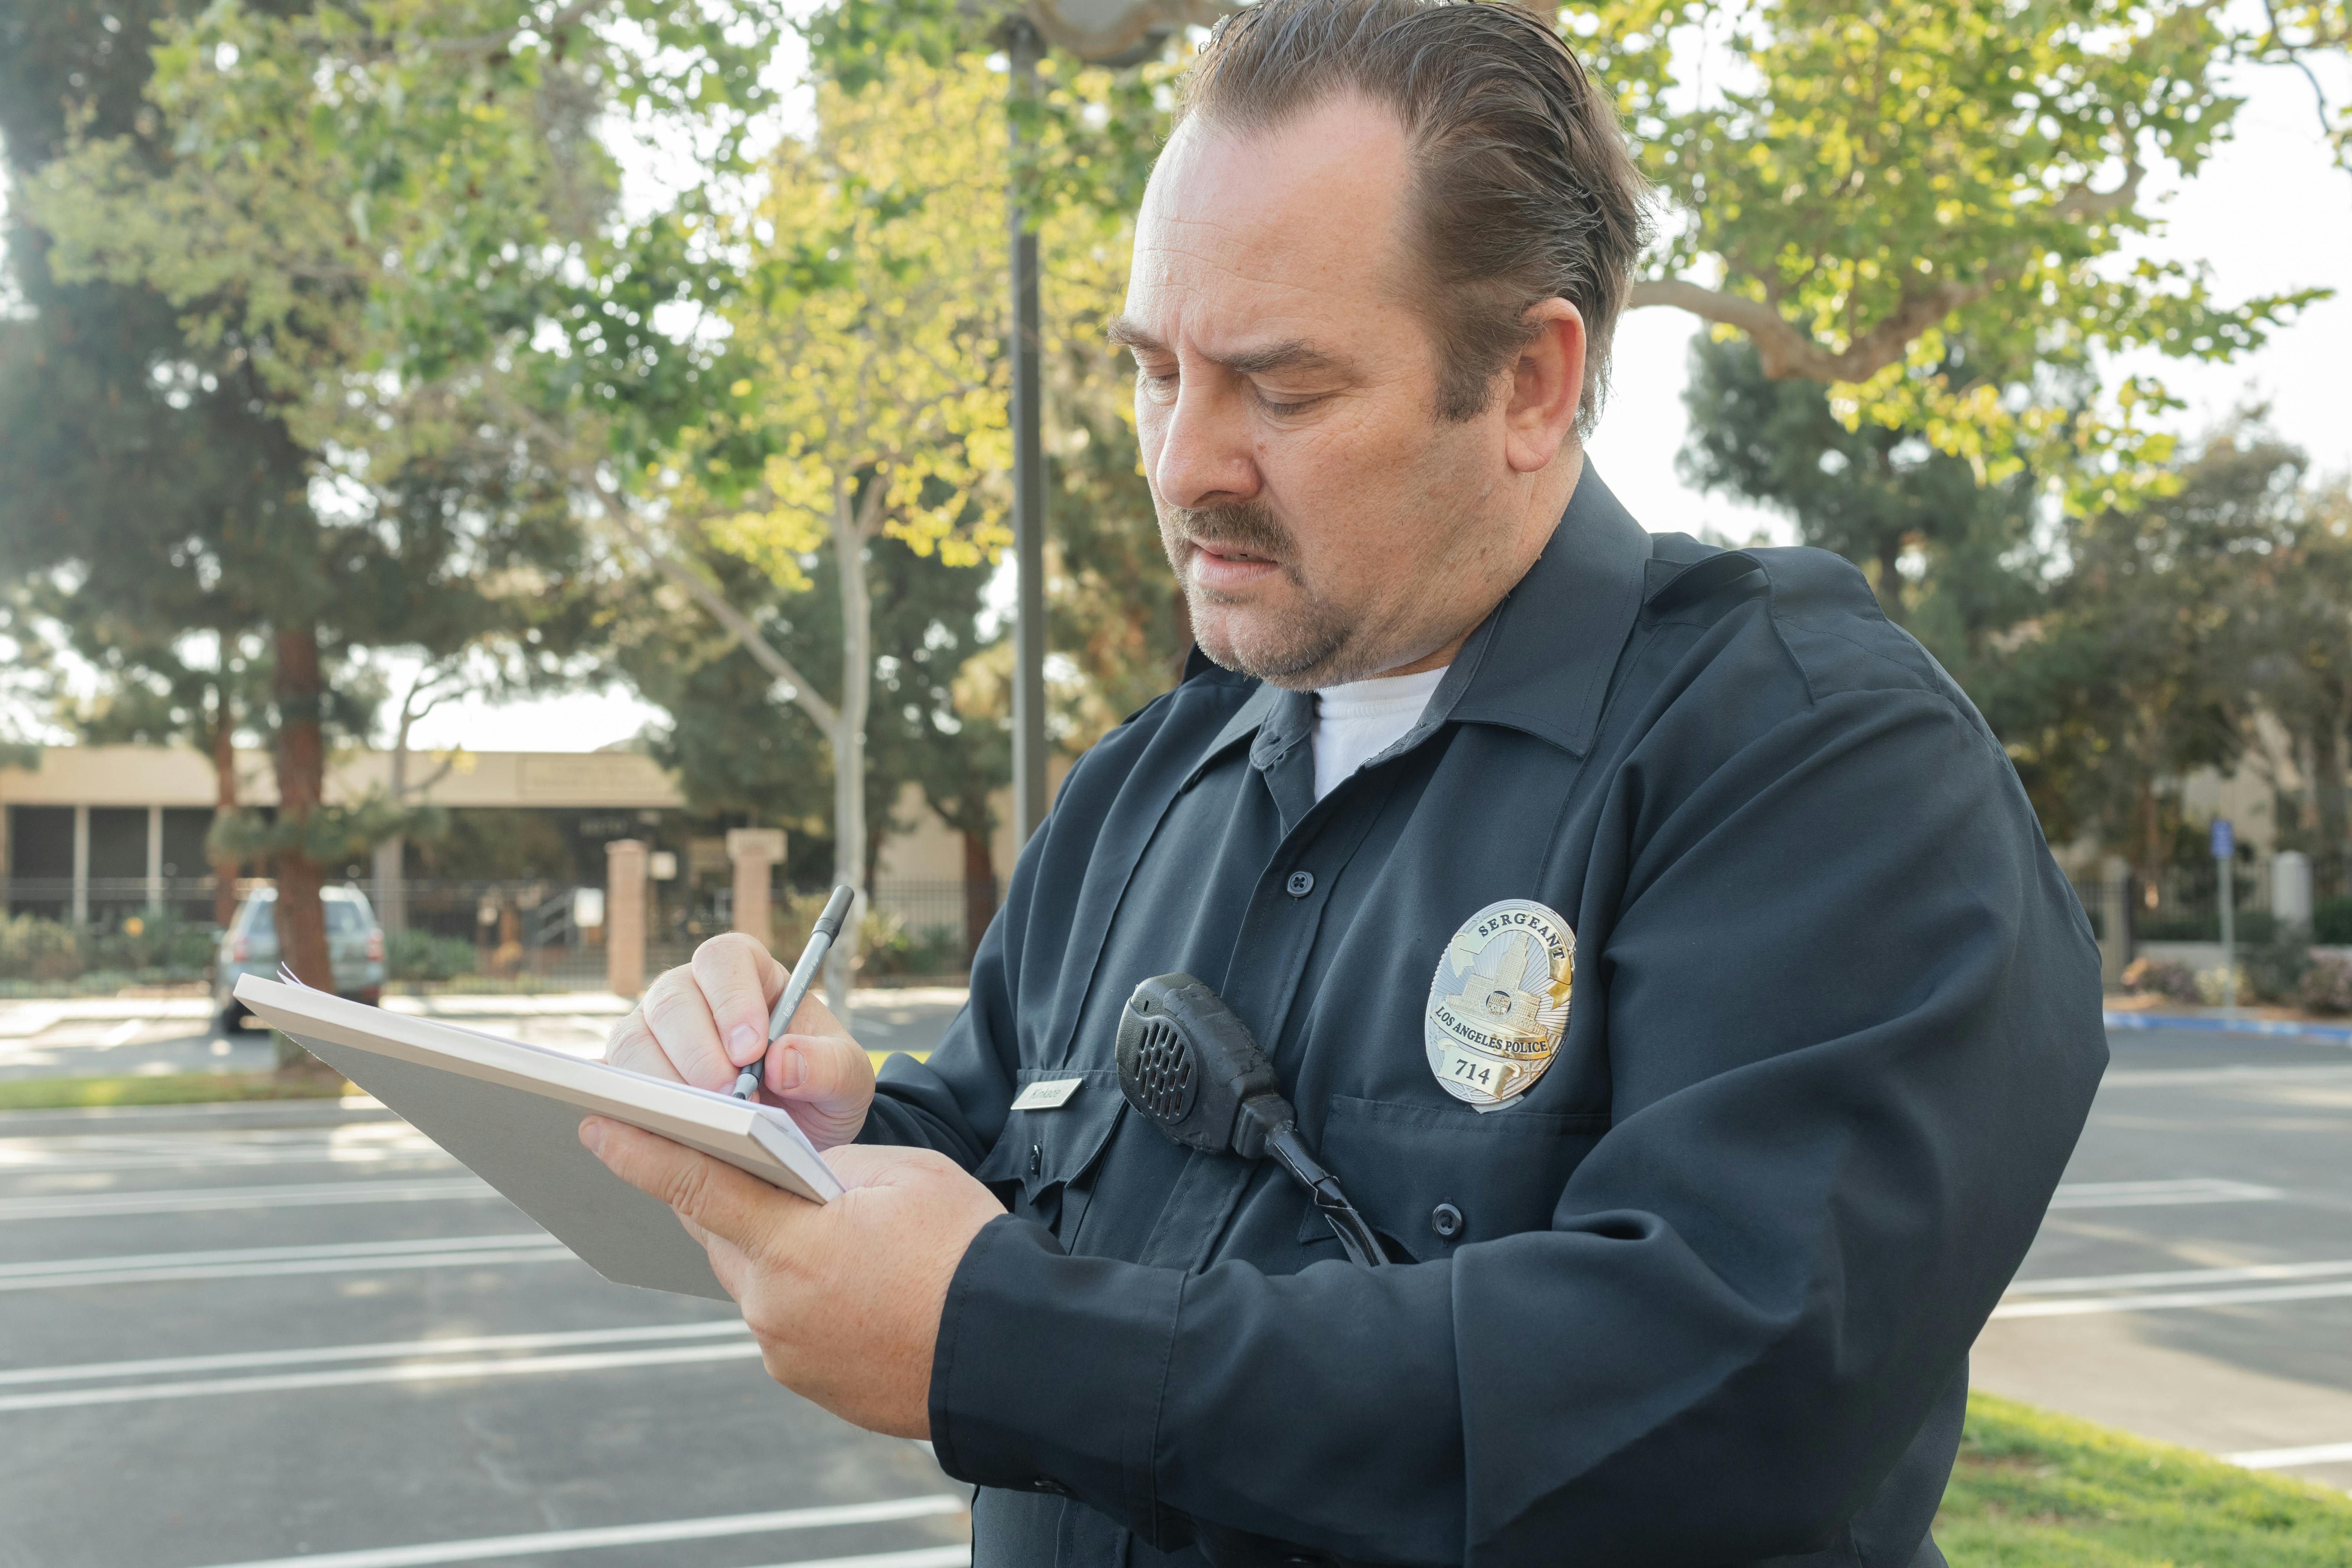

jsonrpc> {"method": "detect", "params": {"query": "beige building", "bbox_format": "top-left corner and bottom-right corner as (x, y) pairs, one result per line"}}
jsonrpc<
(0, 742), (1042, 929)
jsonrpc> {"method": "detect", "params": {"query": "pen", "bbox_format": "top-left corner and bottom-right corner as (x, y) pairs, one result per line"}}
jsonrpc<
(733, 884), (857, 1100)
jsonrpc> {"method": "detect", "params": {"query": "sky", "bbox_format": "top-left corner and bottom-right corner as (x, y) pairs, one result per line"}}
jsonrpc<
(9, 44), (2349, 754)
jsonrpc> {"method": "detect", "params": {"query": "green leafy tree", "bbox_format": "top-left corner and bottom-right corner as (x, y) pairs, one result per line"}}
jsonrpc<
(642, 54), (1132, 1010)
(1590, 0), (2331, 510)
(1678, 334), (2042, 632)
(10, 0), (788, 988)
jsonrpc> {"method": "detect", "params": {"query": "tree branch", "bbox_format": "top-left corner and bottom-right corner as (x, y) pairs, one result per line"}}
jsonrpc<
(1628, 276), (1991, 382)
(2053, 157), (2146, 221)
(579, 475), (844, 739)
(416, 0), (610, 56)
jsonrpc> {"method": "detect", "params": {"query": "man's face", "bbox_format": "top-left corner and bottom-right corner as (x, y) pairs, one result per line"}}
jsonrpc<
(1115, 93), (1547, 688)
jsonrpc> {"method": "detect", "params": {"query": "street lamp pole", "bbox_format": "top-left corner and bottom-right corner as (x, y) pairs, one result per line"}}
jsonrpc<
(1006, 17), (1050, 848)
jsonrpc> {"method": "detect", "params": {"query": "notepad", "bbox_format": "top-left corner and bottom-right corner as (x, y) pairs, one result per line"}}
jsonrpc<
(235, 974), (840, 1301)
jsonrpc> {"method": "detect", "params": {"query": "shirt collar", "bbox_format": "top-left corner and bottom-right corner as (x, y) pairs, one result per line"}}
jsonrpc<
(1182, 462), (1655, 783)
(1418, 464), (1653, 757)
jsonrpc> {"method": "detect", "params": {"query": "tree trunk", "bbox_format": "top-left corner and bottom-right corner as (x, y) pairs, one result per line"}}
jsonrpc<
(962, 828), (995, 968)
(271, 624), (334, 1000)
(2316, 708), (2350, 900)
(2137, 775), (2163, 908)
(824, 493), (872, 1030)
(1874, 529), (1906, 623)
(209, 682), (240, 929)
(374, 739), (407, 935)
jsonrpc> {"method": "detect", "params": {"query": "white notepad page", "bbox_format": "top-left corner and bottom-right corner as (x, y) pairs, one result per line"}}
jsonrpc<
(236, 975), (840, 1301)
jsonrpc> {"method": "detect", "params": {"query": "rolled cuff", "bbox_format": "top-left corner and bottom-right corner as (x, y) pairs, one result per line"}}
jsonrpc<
(929, 1215), (1184, 1533)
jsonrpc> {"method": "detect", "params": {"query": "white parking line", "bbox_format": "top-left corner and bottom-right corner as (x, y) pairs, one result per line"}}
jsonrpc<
(0, 1318), (747, 1387)
(2005, 1258), (2352, 1295)
(98, 1019), (146, 1047)
(0, 1177), (497, 1221)
(0, 1341), (766, 1411)
(1991, 1278), (2352, 1319)
(2045, 1178), (2284, 1209)
(177, 1496), (966, 1568)
(2228, 1439), (2352, 1470)
(0, 1233), (570, 1292)
(739, 1552), (967, 1568)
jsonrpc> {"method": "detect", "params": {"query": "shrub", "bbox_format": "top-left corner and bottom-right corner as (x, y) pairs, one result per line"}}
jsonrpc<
(2194, 964), (2252, 1006)
(2300, 958), (2352, 1015)
(384, 930), (479, 981)
(2121, 956), (2198, 1004)
(2245, 919), (2313, 1002)
(0, 915), (84, 981)
(2316, 896), (2352, 946)
(856, 908), (965, 978)
(84, 916), (214, 975)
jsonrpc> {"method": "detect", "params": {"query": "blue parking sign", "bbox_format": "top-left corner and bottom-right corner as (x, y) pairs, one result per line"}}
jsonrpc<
(2212, 818), (2234, 859)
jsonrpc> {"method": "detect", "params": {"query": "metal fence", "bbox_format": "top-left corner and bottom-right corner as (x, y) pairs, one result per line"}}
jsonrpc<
(0, 873), (1003, 994)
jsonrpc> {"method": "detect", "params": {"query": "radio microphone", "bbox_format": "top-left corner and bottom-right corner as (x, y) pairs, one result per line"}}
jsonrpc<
(1114, 973), (1388, 1268)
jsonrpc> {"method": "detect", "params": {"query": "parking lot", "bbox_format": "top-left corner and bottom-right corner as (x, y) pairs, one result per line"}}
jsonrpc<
(1976, 1024), (2352, 1487)
(0, 991), (974, 1568)
(6, 1010), (2352, 1568)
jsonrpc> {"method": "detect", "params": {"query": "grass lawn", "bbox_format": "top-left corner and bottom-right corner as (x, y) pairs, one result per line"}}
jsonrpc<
(0, 1071), (359, 1111)
(1939, 1392), (2352, 1564)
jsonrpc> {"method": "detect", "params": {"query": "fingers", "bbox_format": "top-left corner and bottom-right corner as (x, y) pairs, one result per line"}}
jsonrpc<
(621, 964), (734, 1092)
(767, 1026), (872, 1102)
(601, 1010), (685, 1084)
(692, 933), (790, 1069)
(579, 1116), (804, 1255)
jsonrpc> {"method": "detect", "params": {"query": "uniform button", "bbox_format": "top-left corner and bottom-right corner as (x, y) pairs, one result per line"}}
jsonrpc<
(1028, 1143), (1043, 1176)
(1431, 1202), (1465, 1239)
(1286, 870), (1315, 897)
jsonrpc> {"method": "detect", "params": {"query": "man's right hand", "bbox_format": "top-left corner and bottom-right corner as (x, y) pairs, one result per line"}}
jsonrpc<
(603, 932), (876, 1149)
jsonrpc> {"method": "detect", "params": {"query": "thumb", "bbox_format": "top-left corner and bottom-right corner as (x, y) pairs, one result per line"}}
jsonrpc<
(691, 933), (789, 1069)
(579, 1116), (796, 1253)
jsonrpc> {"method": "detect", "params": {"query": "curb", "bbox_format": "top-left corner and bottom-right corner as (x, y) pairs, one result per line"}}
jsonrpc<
(2103, 1010), (2352, 1044)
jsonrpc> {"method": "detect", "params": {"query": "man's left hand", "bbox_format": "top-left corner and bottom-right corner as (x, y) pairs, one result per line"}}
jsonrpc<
(579, 1116), (1005, 1438)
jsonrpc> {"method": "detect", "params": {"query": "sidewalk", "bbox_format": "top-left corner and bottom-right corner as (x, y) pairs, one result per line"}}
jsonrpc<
(2103, 1007), (2352, 1044)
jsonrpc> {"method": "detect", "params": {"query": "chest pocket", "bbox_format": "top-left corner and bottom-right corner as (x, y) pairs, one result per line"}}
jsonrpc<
(1297, 1095), (1609, 1262)
(973, 1069), (1125, 1236)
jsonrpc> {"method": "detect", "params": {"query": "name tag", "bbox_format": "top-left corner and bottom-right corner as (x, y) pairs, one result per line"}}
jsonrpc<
(1011, 1078), (1084, 1111)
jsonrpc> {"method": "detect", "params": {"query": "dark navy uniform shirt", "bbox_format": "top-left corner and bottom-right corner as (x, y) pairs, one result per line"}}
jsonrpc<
(860, 470), (2107, 1568)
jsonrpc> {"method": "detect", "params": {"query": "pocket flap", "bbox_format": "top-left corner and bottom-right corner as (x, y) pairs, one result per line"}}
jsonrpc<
(1298, 1095), (1607, 1262)
(974, 1069), (1126, 1205)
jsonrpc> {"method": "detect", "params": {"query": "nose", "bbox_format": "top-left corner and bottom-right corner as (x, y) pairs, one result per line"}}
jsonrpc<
(1148, 376), (1260, 511)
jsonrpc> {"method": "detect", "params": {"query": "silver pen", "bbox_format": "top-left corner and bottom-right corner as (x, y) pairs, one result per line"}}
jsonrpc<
(733, 885), (856, 1100)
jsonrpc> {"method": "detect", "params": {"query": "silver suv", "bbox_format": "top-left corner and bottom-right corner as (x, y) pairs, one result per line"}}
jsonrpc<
(214, 886), (386, 1034)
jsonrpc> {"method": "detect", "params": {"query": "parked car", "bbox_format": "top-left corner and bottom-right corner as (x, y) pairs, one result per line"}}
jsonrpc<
(214, 886), (385, 1034)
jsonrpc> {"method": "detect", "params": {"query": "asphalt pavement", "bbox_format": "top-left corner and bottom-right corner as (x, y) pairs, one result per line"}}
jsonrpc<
(0, 989), (976, 1568)
(10, 1007), (2352, 1568)
(1974, 1024), (2352, 1488)
(0, 988), (974, 1084)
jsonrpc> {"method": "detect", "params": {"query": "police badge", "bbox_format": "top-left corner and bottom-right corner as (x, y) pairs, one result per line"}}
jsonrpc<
(1425, 899), (1574, 1111)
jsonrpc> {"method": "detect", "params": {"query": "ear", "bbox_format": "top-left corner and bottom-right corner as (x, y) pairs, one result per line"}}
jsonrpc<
(1501, 299), (1587, 475)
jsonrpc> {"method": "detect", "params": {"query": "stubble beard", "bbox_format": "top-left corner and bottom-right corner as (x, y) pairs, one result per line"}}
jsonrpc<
(1160, 501), (1361, 687)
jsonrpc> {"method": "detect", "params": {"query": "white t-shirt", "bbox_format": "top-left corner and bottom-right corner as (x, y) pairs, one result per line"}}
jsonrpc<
(1312, 665), (1449, 801)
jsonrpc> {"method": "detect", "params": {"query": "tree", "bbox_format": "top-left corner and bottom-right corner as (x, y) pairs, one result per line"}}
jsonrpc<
(645, 55), (1053, 1013)
(2205, 435), (2352, 894)
(11, 0), (788, 988)
(617, 532), (1006, 955)
(1678, 333), (2040, 630)
(1589, 0), (2333, 511)
(0, 0), (310, 930)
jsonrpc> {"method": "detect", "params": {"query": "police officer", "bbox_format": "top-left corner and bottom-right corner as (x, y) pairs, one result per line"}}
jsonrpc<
(586, 1), (2107, 1562)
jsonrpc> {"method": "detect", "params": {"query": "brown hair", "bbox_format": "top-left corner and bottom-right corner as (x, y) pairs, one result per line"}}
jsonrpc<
(1179, 0), (1650, 428)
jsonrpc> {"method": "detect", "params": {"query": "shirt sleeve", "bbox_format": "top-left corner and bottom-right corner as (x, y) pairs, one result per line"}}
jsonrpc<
(926, 685), (2109, 1566)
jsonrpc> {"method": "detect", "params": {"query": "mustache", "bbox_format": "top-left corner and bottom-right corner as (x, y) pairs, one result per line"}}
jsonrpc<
(1169, 502), (1295, 560)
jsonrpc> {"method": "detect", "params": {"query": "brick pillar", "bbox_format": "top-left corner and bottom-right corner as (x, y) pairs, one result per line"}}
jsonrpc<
(605, 839), (649, 998)
(727, 828), (786, 946)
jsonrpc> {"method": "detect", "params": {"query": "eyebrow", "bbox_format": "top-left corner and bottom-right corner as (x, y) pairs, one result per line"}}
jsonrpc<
(1105, 316), (1353, 379)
